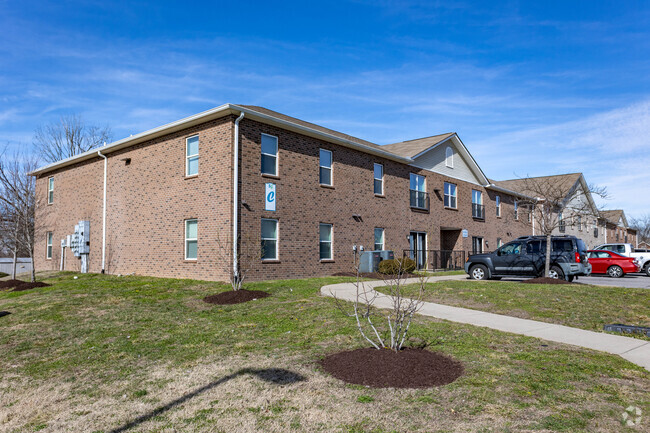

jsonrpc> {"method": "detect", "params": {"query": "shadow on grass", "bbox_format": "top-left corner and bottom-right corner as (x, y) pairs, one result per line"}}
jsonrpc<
(108, 368), (306, 433)
(0, 311), (10, 318)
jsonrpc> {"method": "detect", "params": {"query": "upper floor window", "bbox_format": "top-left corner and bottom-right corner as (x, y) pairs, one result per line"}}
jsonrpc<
(319, 149), (332, 186)
(261, 134), (278, 176)
(558, 212), (565, 232)
(319, 223), (333, 260)
(373, 163), (384, 195)
(496, 195), (501, 217)
(261, 218), (278, 260)
(47, 177), (54, 204)
(472, 190), (484, 219)
(577, 215), (582, 231)
(186, 135), (199, 176)
(444, 182), (457, 209)
(410, 173), (427, 209)
(374, 228), (385, 251)
(514, 200), (519, 220)
(185, 219), (198, 260)
(46, 232), (53, 259)
(445, 146), (453, 168)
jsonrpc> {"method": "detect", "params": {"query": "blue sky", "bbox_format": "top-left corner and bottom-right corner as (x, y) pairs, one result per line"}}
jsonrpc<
(2, 0), (649, 217)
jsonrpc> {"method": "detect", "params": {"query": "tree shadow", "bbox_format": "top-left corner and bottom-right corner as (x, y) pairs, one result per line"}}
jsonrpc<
(0, 311), (10, 318)
(108, 368), (306, 433)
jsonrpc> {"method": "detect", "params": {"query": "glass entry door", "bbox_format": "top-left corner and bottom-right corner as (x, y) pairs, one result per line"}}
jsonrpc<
(409, 231), (427, 270)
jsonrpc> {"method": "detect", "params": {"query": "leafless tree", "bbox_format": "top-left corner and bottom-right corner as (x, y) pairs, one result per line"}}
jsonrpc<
(332, 263), (426, 351)
(214, 232), (263, 291)
(629, 214), (650, 245)
(33, 114), (112, 164)
(515, 176), (608, 278)
(0, 150), (39, 282)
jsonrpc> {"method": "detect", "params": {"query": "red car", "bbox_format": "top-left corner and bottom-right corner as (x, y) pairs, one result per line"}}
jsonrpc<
(587, 250), (640, 278)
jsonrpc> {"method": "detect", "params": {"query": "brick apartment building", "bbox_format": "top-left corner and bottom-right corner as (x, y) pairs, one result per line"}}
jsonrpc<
(32, 104), (531, 281)
(600, 209), (637, 246)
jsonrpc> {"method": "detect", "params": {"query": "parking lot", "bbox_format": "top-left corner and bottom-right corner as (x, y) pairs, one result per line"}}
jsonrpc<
(499, 273), (650, 289)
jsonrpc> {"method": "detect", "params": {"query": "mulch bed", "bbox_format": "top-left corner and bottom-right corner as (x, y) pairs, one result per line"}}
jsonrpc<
(319, 347), (464, 388)
(203, 289), (270, 305)
(523, 277), (574, 285)
(12, 282), (51, 292)
(0, 279), (25, 290)
(332, 271), (421, 279)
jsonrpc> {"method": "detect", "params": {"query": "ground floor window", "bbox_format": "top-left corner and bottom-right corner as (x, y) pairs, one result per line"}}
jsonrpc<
(496, 238), (503, 248)
(46, 232), (53, 259)
(374, 228), (384, 250)
(261, 219), (278, 260)
(185, 219), (198, 260)
(472, 236), (483, 254)
(320, 223), (333, 260)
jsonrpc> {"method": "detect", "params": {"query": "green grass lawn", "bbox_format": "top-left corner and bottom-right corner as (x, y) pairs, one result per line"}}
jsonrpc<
(0, 272), (648, 432)
(380, 279), (650, 338)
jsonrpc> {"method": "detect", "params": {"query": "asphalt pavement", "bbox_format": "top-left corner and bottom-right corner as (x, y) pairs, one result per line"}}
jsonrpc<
(498, 273), (650, 289)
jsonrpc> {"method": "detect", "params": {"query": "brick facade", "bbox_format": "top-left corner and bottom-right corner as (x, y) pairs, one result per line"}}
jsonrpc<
(34, 111), (531, 282)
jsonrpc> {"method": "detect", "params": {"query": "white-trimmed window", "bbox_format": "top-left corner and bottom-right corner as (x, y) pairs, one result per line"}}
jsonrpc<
(261, 134), (278, 176)
(577, 215), (582, 231)
(319, 149), (332, 185)
(185, 219), (198, 260)
(47, 177), (54, 204)
(445, 146), (453, 168)
(472, 189), (484, 219)
(319, 223), (333, 260)
(496, 195), (501, 217)
(496, 237), (503, 248)
(374, 228), (385, 251)
(261, 218), (278, 260)
(186, 135), (199, 176)
(514, 200), (519, 220)
(373, 163), (383, 195)
(444, 182), (457, 208)
(46, 232), (53, 259)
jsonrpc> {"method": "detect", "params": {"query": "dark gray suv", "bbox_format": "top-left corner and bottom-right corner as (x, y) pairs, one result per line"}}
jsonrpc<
(464, 235), (591, 281)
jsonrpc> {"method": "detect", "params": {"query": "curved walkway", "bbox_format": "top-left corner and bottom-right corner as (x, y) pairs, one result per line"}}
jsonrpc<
(321, 275), (650, 371)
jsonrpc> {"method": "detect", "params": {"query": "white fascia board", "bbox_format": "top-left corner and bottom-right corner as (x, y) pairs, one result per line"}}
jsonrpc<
(31, 103), (412, 176)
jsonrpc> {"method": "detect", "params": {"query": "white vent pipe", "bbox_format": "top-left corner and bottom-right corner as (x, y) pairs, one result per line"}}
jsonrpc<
(233, 112), (245, 282)
(98, 149), (108, 273)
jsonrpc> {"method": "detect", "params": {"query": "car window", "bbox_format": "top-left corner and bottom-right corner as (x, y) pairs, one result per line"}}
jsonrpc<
(552, 239), (573, 252)
(600, 245), (614, 252)
(616, 245), (626, 254)
(597, 251), (611, 258)
(499, 242), (522, 255)
(526, 241), (541, 254)
(576, 239), (587, 253)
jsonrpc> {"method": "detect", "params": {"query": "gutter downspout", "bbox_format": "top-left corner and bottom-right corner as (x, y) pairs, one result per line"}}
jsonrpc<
(233, 112), (245, 284)
(98, 150), (108, 273)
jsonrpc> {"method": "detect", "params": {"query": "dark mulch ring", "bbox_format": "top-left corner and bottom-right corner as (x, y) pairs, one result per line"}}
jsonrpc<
(319, 347), (464, 388)
(0, 279), (26, 290)
(12, 282), (51, 292)
(203, 289), (271, 305)
(523, 277), (576, 285)
(332, 271), (421, 279)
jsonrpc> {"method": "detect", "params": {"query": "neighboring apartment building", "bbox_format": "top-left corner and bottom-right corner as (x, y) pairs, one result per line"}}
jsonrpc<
(600, 209), (637, 245)
(492, 173), (605, 248)
(31, 104), (531, 282)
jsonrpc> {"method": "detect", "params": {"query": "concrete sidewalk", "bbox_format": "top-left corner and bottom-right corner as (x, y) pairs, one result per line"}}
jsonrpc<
(321, 275), (650, 371)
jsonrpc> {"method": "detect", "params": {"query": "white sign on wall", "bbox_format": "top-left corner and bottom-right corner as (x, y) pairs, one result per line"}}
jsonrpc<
(265, 183), (276, 211)
(462, 229), (468, 238)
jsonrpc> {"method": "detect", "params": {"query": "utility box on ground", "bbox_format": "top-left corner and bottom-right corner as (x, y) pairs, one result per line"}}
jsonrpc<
(359, 250), (394, 273)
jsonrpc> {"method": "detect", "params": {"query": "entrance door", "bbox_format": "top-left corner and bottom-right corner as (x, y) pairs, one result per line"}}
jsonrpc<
(409, 232), (427, 270)
(472, 236), (483, 254)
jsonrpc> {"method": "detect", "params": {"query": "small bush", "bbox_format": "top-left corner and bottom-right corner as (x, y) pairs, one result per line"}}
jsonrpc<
(377, 257), (417, 275)
(0, 272), (8, 279)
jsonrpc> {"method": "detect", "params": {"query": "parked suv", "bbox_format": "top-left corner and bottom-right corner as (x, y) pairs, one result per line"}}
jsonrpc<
(465, 235), (591, 281)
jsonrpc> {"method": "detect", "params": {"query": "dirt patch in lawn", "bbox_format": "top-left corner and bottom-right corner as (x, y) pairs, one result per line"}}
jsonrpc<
(12, 282), (51, 292)
(203, 289), (270, 305)
(522, 277), (574, 285)
(332, 271), (421, 279)
(0, 279), (25, 290)
(319, 347), (463, 388)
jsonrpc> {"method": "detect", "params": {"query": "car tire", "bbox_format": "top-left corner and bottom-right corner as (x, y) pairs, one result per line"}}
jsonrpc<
(470, 264), (488, 280)
(548, 266), (564, 280)
(607, 265), (624, 278)
(644, 263), (650, 277)
(567, 275), (575, 283)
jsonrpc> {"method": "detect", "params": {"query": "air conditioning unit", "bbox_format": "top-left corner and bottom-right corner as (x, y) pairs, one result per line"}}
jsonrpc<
(378, 250), (394, 261)
(358, 250), (394, 273)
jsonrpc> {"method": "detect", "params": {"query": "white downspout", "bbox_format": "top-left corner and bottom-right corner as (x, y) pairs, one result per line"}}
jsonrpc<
(98, 150), (108, 273)
(233, 112), (245, 282)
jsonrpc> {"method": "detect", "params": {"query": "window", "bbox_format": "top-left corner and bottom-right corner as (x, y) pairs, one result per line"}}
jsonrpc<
(445, 146), (453, 168)
(46, 232), (53, 259)
(514, 200), (519, 220)
(261, 218), (278, 260)
(472, 190), (483, 219)
(261, 134), (278, 176)
(410, 174), (427, 209)
(496, 237), (503, 248)
(496, 195), (501, 217)
(319, 223), (333, 260)
(472, 236), (483, 254)
(499, 242), (522, 255)
(374, 228), (385, 250)
(558, 212), (565, 232)
(186, 135), (199, 176)
(47, 177), (54, 204)
(527, 211), (532, 223)
(443, 182), (457, 208)
(373, 163), (384, 195)
(185, 219), (198, 260)
(319, 149), (332, 185)
(577, 215), (582, 231)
